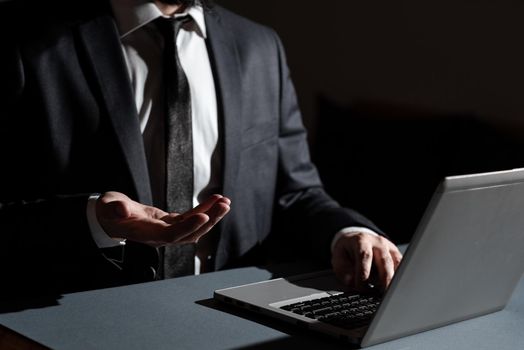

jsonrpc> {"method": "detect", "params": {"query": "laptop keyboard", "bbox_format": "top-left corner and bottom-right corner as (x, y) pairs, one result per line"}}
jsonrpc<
(279, 293), (381, 329)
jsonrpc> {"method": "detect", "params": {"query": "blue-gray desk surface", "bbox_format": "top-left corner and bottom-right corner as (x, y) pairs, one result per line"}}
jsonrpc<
(0, 267), (523, 350)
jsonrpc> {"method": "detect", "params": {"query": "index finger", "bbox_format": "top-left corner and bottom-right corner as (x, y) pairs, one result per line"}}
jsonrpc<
(183, 200), (231, 243)
(353, 242), (373, 290)
(373, 247), (395, 292)
(186, 194), (230, 216)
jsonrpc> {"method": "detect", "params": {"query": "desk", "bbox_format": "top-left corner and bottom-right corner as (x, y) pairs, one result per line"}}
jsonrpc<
(0, 266), (523, 350)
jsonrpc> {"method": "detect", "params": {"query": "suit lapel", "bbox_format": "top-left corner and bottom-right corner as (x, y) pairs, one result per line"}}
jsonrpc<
(77, 14), (152, 205)
(205, 9), (243, 201)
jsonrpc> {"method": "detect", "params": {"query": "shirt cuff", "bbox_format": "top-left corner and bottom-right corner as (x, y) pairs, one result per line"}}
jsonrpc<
(86, 194), (126, 248)
(330, 226), (379, 253)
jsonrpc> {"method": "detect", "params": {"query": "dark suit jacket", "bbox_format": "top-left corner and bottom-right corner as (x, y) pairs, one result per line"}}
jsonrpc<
(0, 1), (381, 294)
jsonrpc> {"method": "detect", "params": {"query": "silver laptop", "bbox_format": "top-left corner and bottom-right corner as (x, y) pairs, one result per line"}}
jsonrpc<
(214, 168), (524, 347)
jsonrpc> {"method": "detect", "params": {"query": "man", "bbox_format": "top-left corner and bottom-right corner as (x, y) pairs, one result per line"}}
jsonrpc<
(0, 0), (401, 295)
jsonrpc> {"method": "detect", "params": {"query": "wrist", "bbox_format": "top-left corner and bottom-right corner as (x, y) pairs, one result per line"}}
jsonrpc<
(87, 193), (126, 248)
(330, 227), (379, 253)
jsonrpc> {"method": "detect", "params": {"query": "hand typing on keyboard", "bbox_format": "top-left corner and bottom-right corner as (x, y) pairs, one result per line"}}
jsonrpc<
(331, 232), (402, 293)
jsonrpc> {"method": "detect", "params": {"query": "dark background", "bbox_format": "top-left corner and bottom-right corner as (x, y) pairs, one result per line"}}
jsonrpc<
(219, 0), (524, 243)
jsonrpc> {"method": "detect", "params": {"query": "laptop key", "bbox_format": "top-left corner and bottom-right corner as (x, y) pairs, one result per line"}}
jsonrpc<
(312, 307), (333, 315)
(300, 306), (313, 313)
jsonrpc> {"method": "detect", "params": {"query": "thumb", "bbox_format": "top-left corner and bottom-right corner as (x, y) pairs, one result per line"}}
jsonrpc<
(106, 200), (129, 219)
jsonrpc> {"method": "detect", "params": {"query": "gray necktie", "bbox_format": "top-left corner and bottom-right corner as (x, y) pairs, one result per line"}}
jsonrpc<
(156, 16), (195, 278)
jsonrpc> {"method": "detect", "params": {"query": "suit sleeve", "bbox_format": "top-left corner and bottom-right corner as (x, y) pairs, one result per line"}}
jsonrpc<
(0, 22), (122, 295)
(0, 196), (123, 293)
(270, 31), (384, 261)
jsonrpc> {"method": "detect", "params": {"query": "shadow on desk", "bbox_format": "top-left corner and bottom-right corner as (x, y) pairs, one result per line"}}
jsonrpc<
(196, 297), (356, 350)
(0, 295), (62, 314)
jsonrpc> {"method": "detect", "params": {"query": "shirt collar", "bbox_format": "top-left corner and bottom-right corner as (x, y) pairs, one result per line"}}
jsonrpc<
(110, 0), (207, 39)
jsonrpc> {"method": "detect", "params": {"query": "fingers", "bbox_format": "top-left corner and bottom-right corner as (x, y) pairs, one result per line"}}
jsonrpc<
(169, 213), (210, 237)
(331, 240), (354, 287)
(184, 200), (231, 242)
(390, 246), (403, 270)
(356, 243), (373, 290)
(162, 195), (230, 224)
(332, 232), (403, 293)
(332, 233), (375, 291)
(162, 195), (231, 244)
(373, 243), (395, 291)
(185, 194), (230, 216)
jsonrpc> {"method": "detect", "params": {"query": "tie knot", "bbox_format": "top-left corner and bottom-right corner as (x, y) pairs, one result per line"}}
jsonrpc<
(155, 15), (192, 39)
